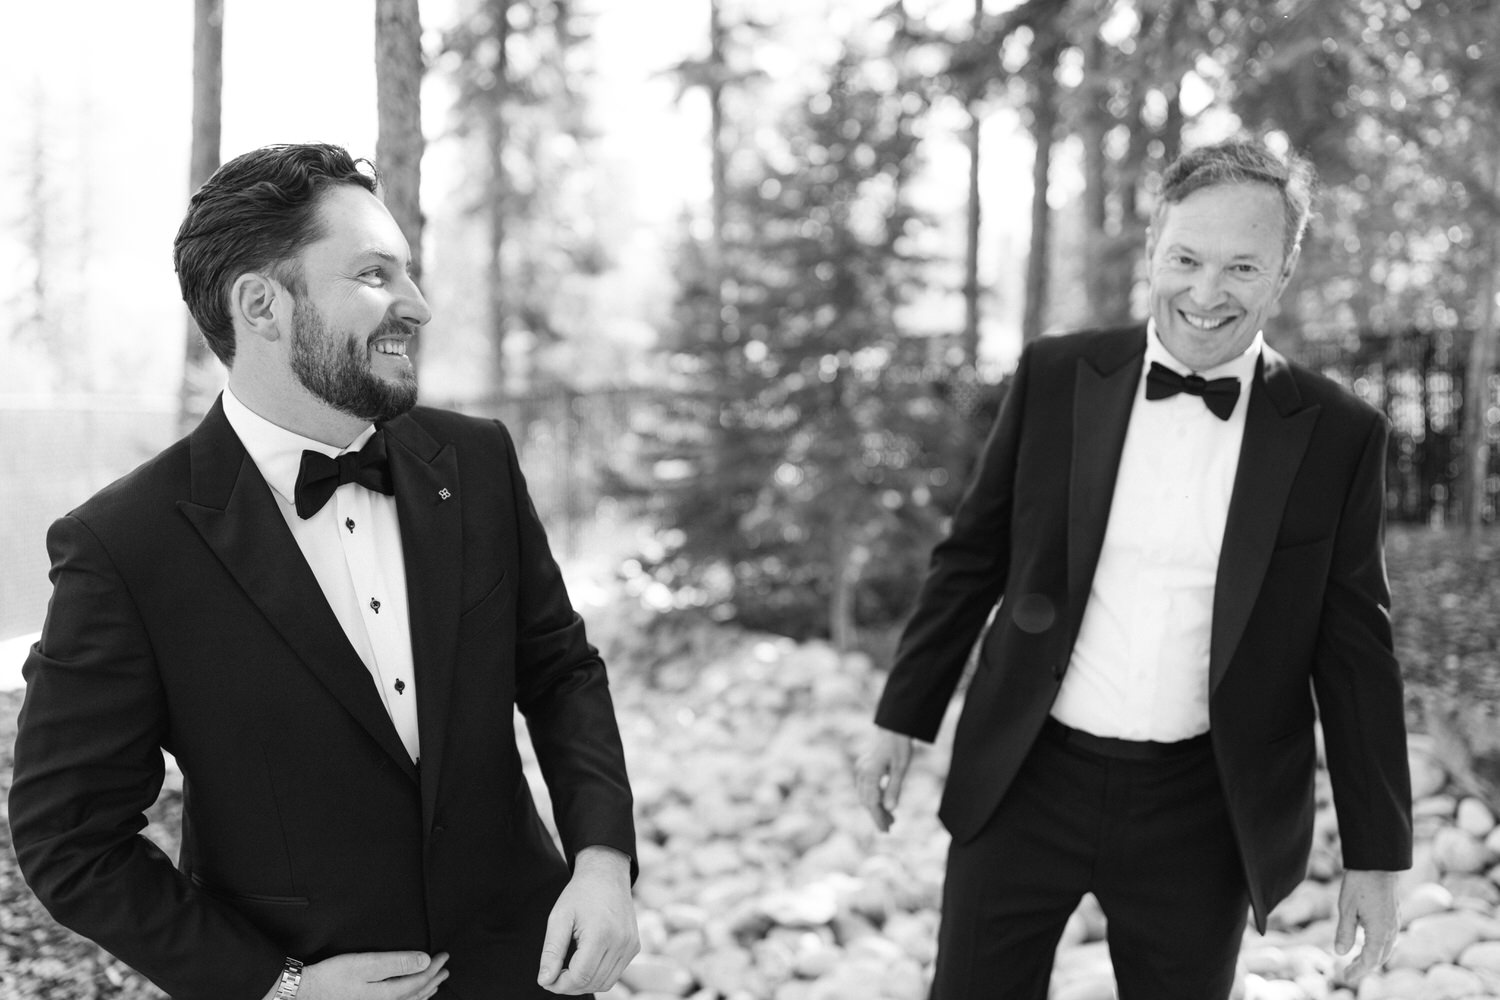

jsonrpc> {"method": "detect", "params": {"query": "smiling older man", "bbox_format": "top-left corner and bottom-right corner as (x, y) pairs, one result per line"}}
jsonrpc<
(856, 138), (1412, 1000)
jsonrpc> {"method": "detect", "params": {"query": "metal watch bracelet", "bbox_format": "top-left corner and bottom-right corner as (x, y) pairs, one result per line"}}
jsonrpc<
(272, 957), (304, 1000)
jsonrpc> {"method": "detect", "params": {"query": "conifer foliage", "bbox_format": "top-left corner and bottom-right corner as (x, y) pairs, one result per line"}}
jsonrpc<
(639, 42), (973, 648)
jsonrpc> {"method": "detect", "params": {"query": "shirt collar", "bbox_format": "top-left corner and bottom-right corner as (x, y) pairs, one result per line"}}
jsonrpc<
(221, 387), (377, 507)
(1144, 318), (1263, 385)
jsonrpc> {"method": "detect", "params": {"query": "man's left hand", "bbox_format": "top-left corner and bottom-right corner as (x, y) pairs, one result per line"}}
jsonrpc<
(1334, 868), (1400, 984)
(538, 845), (639, 995)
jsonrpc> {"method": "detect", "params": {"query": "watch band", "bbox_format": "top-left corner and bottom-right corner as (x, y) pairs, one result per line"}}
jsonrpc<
(272, 957), (304, 1000)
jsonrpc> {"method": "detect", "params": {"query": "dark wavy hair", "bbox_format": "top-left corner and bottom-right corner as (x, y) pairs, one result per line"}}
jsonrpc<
(1154, 138), (1317, 263)
(173, 143), (379, 366)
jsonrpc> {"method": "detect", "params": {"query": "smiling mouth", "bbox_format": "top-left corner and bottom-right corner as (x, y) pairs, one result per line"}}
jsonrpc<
(1180, 311), (1234, 331)
(372, 337), (410, 358)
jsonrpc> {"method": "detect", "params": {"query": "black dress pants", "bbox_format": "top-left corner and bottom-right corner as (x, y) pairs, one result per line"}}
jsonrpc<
(930, 721), (1250, 1000)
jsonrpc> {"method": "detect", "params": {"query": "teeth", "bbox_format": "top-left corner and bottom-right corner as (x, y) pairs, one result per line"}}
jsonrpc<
(374, 340), (407, 356)
(1182, 313), (1231, 331)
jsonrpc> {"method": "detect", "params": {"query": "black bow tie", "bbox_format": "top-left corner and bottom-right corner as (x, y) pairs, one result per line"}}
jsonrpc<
(294, 430), (394, 519)
(1145, 361), (1241, 420)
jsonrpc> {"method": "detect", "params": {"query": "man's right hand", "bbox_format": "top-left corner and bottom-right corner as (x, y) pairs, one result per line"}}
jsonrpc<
(855, 725), (914, 833)
(261, 951), (451, 1000)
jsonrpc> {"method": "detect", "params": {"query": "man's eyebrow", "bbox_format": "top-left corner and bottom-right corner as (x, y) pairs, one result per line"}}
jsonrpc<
(350, 247), (415, 274)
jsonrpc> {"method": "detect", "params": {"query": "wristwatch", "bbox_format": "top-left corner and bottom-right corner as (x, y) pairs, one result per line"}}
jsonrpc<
(272, 957), (304, 1000)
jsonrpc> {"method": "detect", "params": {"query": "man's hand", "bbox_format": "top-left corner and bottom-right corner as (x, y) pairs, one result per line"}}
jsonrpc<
(1334, 869), (1400, 985)
(538, 845), (639, 995)
(855, 725), (913, 832)
(265, 951), (450, 1000)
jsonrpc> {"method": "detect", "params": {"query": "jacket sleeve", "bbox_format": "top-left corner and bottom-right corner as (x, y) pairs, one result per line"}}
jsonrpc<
(1310, 415), (1414, 871)
(8, 514), (286, 1000)
(496, 422), (638, 878)
(874, 339), (1033, 742)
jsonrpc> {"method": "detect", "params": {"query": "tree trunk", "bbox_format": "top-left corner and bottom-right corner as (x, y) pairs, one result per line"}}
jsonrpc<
(487, 0), (512, 395)
(375, 0), (426, 291)
(960, 0), (984, 368)
(1080, 33), (1110, 324)
(1021, 37), (1062, 344)
(1462, 189), (1500, 531)
(708, 0), (728, 347)
(179, 0), (223, 431)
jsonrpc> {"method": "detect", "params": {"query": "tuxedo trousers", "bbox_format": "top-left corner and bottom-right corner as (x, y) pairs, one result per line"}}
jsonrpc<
(930, 721), (1249, 1000)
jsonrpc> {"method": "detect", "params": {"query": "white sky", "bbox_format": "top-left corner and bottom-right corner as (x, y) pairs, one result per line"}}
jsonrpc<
(0, 0), (1032, 399)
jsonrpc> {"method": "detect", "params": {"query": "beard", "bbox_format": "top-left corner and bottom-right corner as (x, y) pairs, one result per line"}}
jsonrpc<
(289, 299), (419, 424)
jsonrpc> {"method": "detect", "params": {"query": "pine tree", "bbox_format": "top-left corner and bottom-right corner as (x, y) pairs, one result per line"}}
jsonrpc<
(644, 42), (971, 649)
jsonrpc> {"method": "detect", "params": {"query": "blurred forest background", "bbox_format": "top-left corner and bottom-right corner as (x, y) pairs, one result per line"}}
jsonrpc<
(4, 2), (1500, 998)
(2, 0), (1498, 677)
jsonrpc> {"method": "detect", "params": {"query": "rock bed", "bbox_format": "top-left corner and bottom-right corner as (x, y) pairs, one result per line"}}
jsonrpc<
(547, 631), (1500, 1000)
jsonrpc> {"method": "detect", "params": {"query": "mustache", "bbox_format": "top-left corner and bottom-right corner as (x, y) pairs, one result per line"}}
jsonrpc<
(366, 314), (420, 344)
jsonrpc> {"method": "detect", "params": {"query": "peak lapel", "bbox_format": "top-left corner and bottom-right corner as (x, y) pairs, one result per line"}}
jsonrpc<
(177, 399), (418, 779)
(1067, 334), (1146, 638)
(1209, 349), (1320, 694)
(383, 414), (463, 831)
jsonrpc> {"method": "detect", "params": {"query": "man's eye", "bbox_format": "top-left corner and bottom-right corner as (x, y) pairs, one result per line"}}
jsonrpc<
(361, 270), (387, 284)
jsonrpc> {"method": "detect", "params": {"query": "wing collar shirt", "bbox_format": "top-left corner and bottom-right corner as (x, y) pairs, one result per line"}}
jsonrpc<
(1050, 323), (1263, 742)
(222, 388), (420, 763)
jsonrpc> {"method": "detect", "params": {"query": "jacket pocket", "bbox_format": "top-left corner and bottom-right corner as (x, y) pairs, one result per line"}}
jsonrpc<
(190, 872), (309, 908)
(459, 573), (509, 632)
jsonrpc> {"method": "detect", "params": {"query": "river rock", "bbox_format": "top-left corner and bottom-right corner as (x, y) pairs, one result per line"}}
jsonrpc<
(1408, 743), (1448, 800)
(1241, 974), (1311, 1000)
(1400, 881), (1454, 924)
(882, 909), (939, 965)
(1422, 962), (1485, 998)
(1441, 872), (1500, 905)
(1431, 827), (1488, 875)
(691, 945), (758, 996)
(1415, 794), (1458, 820)
(1457, 797), (1498, 837)
(661, 902), (710, 933)
(1457, 938), (1500, 973)
(620, 955), (696, 997)
(804, 958), (898, 1000)
(660, 928), (707, 967)
(1050, 972), (1118, 1000)
(1269, 880), (1336, 930)
(1355, 966), (1426, 999)
(760, 881), (839, 928)
(1386, 910), (1493, 970)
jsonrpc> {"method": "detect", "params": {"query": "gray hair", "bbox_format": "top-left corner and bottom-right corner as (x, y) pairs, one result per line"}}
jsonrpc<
(1153, 138), (1317, 262)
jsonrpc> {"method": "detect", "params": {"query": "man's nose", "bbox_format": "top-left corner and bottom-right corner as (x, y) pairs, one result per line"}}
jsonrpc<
(395, 272), (433, 326)
(1187, 267), (1227, 307)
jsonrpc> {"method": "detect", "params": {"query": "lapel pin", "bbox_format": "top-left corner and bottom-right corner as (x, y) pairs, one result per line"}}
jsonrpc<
(438, 487), (452, 501)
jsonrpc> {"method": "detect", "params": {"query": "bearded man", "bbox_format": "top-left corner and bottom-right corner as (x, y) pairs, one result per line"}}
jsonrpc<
(10, 143), (638, 1000)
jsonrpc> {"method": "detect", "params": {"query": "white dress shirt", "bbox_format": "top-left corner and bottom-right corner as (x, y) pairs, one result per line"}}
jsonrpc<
(1050, 324), (1263, 742)
(222, 388), (421, 762)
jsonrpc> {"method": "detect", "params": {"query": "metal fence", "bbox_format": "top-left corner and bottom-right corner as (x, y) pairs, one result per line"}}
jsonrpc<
(1296, 329), (1500, 526)
(2, 335), (1494, 639)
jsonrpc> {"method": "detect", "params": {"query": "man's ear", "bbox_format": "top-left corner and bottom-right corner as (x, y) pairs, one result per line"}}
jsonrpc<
(229, 272), (285, 344)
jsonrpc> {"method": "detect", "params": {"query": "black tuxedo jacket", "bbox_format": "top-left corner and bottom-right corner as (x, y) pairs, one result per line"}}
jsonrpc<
(9, 399), (635, 999)
(876, 327), (1412, 929)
